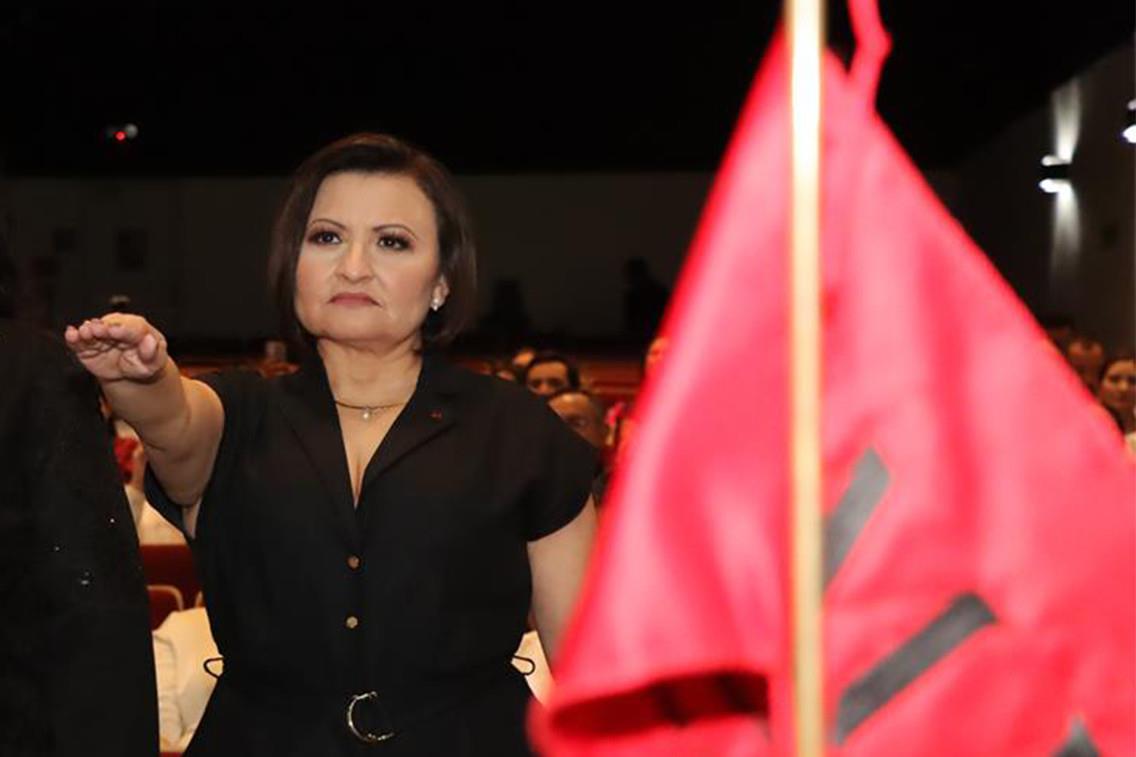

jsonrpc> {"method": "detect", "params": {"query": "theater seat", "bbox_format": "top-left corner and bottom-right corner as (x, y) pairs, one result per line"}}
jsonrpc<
(141, 544), (200, 607)
(148, 585), (185, 630)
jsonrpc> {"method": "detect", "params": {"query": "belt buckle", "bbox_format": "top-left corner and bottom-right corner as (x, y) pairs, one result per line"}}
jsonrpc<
(346, 691), (396, 744)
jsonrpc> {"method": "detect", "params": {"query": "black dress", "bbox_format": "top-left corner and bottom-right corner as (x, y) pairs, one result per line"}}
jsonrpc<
(146, 352), (596, 756)
(0, 320), (158, 757)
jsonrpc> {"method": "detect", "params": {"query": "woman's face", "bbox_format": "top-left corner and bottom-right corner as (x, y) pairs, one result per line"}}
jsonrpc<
(294, 171), (448, 349)
(644, 336), (669, 379)
(1098, 359), (1136, 415)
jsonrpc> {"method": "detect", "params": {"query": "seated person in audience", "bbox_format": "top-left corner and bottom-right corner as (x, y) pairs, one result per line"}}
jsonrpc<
(548, 388), (611, 502)
(491, 359), (520, 383)
(257, 338), (298, 379)
(611, 335), (669, 460)
(643, 335), (669, 377)
(523, 351), (581, 398)
(1097, 350), (1135, 436)
(1064, 335), (1105, 394)
(509, 346), (537, 378)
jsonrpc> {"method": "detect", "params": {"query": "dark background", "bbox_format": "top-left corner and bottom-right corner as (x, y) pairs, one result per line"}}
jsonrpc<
(2, 0), (1131, 176)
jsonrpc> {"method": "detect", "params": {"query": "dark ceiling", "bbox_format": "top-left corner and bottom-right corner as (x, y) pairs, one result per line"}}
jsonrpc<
(1, 0), (1132, 176)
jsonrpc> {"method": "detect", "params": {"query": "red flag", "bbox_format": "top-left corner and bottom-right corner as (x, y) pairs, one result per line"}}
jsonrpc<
(532, 2), (1136, 754)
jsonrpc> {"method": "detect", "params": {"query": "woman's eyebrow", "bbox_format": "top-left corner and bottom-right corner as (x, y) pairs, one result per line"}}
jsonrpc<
(307, 217), (346, 229)
(375, 223), (419, 240)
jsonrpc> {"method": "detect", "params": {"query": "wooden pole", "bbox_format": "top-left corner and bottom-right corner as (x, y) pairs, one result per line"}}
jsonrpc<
(788, 0), (825, 754)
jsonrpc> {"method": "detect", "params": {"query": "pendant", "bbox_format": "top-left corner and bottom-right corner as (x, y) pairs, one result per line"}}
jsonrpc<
(361, 408), (373, 421)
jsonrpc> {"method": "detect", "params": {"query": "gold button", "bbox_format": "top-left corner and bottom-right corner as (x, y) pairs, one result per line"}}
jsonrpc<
(347, 555), (361, 570)
(345, 615), (359, 630)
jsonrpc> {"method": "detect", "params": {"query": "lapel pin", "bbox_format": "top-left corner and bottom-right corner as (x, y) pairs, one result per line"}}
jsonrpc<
(429, 410), (443, 421)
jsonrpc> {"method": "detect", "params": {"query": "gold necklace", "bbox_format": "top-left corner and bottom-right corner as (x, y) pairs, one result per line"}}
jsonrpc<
(333, 399), (407, 421)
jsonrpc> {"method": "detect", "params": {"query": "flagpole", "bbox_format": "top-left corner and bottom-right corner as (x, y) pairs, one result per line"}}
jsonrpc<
(788, 0), (825, 754)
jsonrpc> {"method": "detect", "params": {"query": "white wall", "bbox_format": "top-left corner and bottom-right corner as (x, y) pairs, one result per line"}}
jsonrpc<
(942, 41), (1135, 348)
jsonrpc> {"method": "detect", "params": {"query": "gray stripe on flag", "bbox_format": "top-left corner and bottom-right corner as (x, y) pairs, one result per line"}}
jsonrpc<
(824, 447), (890, 587)
(1054, 719), (1100, 757)
(835, 593), (996, 744)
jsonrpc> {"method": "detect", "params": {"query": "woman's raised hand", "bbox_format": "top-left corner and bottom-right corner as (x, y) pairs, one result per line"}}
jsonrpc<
(64, 314), (170, 383)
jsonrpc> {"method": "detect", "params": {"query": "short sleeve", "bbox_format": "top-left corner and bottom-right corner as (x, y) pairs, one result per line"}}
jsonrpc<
(144, 370), (262, 539)
(522, 400), (599, 541)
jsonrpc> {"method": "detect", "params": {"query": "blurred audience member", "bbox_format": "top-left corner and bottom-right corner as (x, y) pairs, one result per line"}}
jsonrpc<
(523, 351), (581, 398)
(257, 338), (297, 378)
(510, 346), (537, 378)
(1097, 351), (1135, 436)
(611, 335), (669, 459)
(643, 335), (669, 378)
(1065, 336), (1105, 394)
(549, 389), (608, 450)
(491, 359), (520, 383)
(548, 388), (611, 503)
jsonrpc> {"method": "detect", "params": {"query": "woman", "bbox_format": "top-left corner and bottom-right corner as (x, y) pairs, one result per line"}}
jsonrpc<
(66, 134), (598, 755)
(1098, 350), (1135, 436)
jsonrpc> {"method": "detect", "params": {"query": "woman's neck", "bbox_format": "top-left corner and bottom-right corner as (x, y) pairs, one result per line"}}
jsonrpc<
(317, 338), (423, 406)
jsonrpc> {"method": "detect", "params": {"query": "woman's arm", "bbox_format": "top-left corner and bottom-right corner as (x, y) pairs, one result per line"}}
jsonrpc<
(527, 498), (598, 665)
(66, 314), (223, 536)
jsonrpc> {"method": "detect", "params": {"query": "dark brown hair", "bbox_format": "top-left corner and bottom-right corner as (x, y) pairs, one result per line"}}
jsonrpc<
(522, 351), (582, 390)
(268, 133), (477, 356)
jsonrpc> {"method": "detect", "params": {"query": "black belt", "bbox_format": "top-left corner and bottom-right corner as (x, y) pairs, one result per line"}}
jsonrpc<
(220, 662), (519, 745)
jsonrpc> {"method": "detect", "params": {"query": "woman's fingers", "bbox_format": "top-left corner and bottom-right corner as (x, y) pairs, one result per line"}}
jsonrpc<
(65, 316), (166, 382)
(138, 332), (158, 362)
(106, 318), (145, 344)
(68, 317), (146, 349)
(79, 319), (111, 343)
(69, 322), (103, 352)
